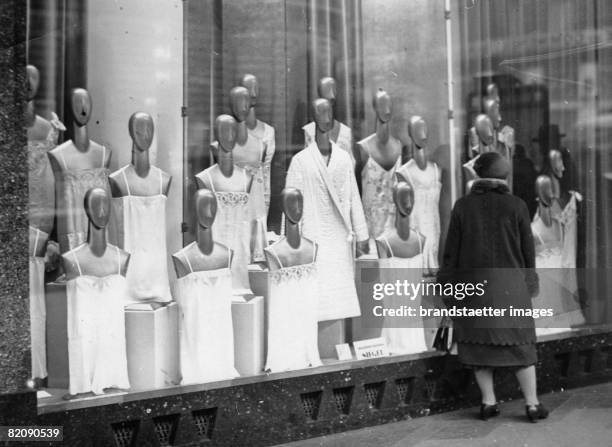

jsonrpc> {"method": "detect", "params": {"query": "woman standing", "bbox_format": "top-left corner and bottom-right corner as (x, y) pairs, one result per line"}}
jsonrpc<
(438, 152), (548, 422)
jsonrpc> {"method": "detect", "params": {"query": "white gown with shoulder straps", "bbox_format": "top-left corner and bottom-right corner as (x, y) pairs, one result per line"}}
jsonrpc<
(378, 234), (429, 355)
(29, 226), (47, 379)
(109, 166), (172, 303)
(265, 246), (322, 372)
(173, 246), (238, 384)
(66, 246), (130, 395)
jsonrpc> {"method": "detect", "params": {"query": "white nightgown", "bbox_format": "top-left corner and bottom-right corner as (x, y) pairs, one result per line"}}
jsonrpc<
(173, 246), (237, 384)
(247, 120), (276, 214)
(265, 248), (321, 372)
(198, 167), (252, 293)
(29, 226), (47, 379)
(378, 234), (428, 355)
(397, 159), (442, 271)
(109, 166), (172, 303)
(66, 246), (130, 395)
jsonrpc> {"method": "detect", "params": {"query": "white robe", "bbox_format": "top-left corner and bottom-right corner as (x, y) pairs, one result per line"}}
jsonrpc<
(284, 142), (368, 321)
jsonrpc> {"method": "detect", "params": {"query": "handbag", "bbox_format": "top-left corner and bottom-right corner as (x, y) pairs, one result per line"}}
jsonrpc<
(433, 316), (457, 354)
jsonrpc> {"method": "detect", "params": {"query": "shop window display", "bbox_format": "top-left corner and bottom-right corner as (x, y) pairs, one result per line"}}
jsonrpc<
(24, 0), (612, 409)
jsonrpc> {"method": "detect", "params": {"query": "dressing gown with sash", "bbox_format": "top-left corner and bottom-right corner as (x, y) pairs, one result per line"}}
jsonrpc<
(284, 142), (368, 321)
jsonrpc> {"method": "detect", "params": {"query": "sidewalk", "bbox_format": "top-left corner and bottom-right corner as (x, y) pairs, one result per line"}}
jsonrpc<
(275, 382), (612, 447)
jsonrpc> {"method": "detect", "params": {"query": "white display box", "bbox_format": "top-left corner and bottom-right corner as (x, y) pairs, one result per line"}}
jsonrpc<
(45, 281), (69, 389)
(232, 295), (264, 376)
(125, 302), (180, 390)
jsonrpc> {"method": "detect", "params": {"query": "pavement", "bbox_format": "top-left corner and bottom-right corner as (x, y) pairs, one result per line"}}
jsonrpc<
(274, 382), (612, 447)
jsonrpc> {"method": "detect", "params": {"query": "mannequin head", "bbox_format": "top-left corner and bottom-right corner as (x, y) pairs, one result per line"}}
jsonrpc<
(241, 73), (259, 107)
(486, 83), (500, 104)
(229, 86), (250, 122)
(84, 187), (110, 229)
(373, 88), (392, 123)
(195, 189), (217, 229)
(281, 187), (303, 224)
(548, 149), (565, 178)
(128, 112), (154, 152)
(70, 88), (92, 127)
(393, 181), (414, 217)
(536, 175), (554, 207)
(408, 115), (428, 148)
(26, 65), (40, 101)
(318, 77), (337, 106)
(474, 114), (495, 146)
(214, 114), (238, 152)
(313, 98), (334, 133)
(484, 98), (501, 129)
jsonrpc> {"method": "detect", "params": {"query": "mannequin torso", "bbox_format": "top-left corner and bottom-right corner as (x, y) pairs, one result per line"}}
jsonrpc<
(173, 241), (232, 278)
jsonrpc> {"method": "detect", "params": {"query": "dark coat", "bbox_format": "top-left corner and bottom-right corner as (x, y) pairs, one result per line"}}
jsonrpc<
(438, 180), (539, 345)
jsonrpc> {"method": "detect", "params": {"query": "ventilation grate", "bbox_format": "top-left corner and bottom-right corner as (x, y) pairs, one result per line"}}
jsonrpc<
(364, 382), (385, 409)
(300, 391), (323, 421)
(111, 420), (139, 447)
(192, 407), (217, 440)
(578, 350), (594, 374)
(332, 386), (354, 415)
(424, 375), (437, 401)
(396, 377), (415, 404)
(554, 353), (571, 377)
(153, 414), (179, 446)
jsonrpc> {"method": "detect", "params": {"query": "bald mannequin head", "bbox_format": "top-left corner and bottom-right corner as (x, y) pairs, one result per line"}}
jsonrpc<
(84, 187), (110, 229)
(128, 112), (154, 152)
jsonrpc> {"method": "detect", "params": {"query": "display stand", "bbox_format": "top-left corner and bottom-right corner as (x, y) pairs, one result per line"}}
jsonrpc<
(45, 281), (69, 389)
(232, 295), (264, 376)
(125, 302), (180, 390)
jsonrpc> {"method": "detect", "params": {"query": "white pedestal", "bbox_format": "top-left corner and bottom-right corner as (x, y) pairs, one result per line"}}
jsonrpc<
(232, 295), (264, 376)
(125, 302), (180, 390)
(45, 281), (69, 389)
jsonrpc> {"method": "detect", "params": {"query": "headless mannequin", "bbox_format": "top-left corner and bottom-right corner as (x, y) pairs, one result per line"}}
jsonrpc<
(48, 88), (110, 172)
(265, 188), (317, 270)
(376, 182), (425, 258)
(358, 89), (402, 171)
(313, 98), (369, 257)
(109, 112), (172, 197)
(196, 114), (254, 192)
(535, 150), (569, 227)
(173, 190), (233, 277)
(62, 188), (130, 280)
(229, 86), (265, 167)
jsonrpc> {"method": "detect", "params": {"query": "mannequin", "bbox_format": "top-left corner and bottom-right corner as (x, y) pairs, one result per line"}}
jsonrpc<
(27, 64), (65, 255)
(265, 188), (317, 269)
(173, 189), (233, 276)
(27, 65), (64, 381)
(196, 114), (254, 293)
(240, 74), (276, 213)
(284, 97), (368, 325)
(375, 182), (428, 355)
(531, 149), (585, 333)
(463, 114), (496, 192)
(359, 88), (403, 239)
(61, 187), (130, 395)
(303, 77), (354, 165)
(228, 85), (268, 261)
(397, 116), (442, 272)
(264, 188), (321, 372)
(484, 97), (514, 190)
(172, 189), (237, 383)
(49, 88), (112, 253)
(107, 112), (172, 303)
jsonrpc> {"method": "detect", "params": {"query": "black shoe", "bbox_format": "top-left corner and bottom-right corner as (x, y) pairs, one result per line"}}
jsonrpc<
(480, 403), (500, 421)
(526, 403), (549, 423)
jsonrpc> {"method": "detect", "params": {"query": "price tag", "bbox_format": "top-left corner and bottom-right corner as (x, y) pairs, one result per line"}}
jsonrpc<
(353, 337), (389, 360)
(335, 343), (353, 361)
